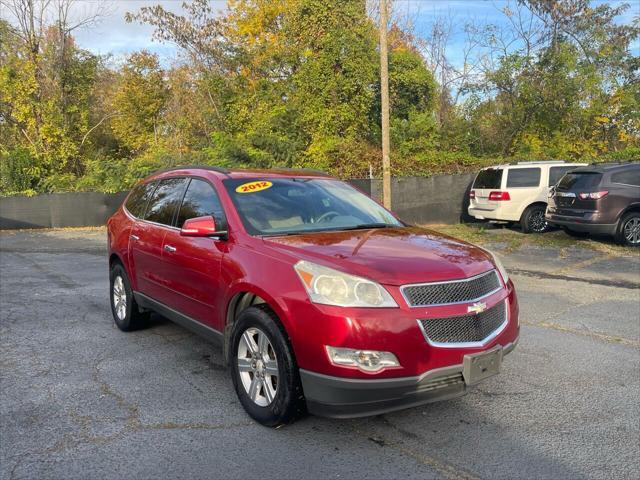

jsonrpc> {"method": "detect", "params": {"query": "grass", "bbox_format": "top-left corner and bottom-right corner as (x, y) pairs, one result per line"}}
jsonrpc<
(427, 223), (639, 257)
(0, 223), (637, 258)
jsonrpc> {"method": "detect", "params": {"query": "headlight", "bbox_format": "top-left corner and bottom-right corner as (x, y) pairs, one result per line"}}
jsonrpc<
(483, 248), (510, 284)
(326, 346), (400, 373)
(294, 260), (397, 307)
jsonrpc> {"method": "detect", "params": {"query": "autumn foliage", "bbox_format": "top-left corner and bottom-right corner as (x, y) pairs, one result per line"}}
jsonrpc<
(1, 0), (638, 195)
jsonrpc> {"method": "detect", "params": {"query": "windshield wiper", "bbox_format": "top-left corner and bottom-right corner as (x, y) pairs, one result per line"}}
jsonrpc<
(261, 231), (309, 237)
(260, 223), (396, 237)
(335, 223), (396, 231)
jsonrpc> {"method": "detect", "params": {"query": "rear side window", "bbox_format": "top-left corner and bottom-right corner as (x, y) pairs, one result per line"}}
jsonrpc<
(473, 169), (503, 189)
(557, 172), (603, 190)
(144, 177), (188, 226)
(176, 179), (226, 228)
(125, 181), (157, 218)
(611, 168), (640, 187)
(506, 168), (541, 188)
(549, 166), (577, 186)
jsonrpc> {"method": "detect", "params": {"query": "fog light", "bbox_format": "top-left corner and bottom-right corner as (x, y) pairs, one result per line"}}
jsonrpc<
(325, 346), (400, 373)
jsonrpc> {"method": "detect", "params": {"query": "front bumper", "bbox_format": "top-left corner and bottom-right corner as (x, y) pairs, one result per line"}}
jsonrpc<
(545, 213), (616, 235)
(302, 337), (519, 418)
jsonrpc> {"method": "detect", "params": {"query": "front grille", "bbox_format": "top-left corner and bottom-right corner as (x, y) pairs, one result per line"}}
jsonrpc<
(418, 300), (507, 345)
(402, 270), (500, 307)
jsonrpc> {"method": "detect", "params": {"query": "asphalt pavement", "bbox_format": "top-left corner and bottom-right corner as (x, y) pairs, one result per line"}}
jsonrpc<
(1, 228), (638, 480)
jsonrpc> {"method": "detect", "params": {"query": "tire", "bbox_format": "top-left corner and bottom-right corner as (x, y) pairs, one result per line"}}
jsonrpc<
(109, 262), (149, 331)
(616, 212), (640, 246)
(520, 205), (549, 234)
(229, 304), (305, 427)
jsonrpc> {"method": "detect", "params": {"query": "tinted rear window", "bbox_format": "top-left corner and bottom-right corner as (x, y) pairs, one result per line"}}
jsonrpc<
(473, 169), (503, 189)
(125, 181), (157, 218)
(557, 172), (603, 190)
(144, 177), (188, 226)
(506, 168), (541, 188)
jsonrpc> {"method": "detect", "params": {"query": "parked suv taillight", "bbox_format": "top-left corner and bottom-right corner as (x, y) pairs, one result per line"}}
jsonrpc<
(469, 190), (476, 199)
(578, 191), (608, 200)
(489, 191), (511, 201)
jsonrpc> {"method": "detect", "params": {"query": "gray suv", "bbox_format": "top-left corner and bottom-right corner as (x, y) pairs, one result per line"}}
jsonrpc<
(546, 163), (640, 246)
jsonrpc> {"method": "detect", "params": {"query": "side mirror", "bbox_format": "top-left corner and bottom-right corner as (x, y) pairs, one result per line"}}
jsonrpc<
(180, 216), (227, 239)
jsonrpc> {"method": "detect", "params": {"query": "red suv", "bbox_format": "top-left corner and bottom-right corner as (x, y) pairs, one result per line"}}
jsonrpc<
(107, 166), (519, 426)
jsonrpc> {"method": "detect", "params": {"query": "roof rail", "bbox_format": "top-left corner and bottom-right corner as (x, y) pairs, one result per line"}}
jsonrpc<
(155, 165), (230, 175)
(515, 160), (566, 165)
(587, 161), (638, 166)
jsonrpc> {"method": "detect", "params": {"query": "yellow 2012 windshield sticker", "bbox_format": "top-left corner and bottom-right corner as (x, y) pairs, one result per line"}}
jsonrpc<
(236, 180), (273, 193)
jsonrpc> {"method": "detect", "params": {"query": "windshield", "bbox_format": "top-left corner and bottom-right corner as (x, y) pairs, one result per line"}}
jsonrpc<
(223, 178), (402, 236)
(473, 168), (503, 189)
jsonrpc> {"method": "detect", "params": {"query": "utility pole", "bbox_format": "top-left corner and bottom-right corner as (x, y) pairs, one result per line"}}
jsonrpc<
(379, 0), (391, 209)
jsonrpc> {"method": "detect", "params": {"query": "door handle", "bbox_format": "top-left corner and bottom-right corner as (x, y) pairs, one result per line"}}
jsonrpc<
(130, 234), (140, 241)
(164, 244), (177, 253)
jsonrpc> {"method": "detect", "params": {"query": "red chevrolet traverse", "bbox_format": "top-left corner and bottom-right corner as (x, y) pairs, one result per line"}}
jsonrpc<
(107, 166), (519, 426)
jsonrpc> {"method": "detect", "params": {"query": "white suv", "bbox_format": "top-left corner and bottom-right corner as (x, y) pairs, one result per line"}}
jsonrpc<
(468, 161), (587, 233)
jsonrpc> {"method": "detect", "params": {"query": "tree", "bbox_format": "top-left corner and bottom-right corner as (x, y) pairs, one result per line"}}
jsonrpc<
(458, 0), (639, 157)
(0, 0), (107, 192)
(110, 51), (167, 154)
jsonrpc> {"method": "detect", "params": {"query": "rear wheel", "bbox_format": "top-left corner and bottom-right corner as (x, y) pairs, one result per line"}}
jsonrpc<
(521, 205), (549, 234)
(109, 262), (149, 331)
(616, 212), (640, 246)
(562, 227), (589, 239)
(229, 305), (305, 427)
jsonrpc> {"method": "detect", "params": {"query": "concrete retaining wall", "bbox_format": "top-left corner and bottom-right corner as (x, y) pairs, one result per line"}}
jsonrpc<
(0, 192), (128, 230)
(0, 173), (475, 230)
(365, 174), (476, 225)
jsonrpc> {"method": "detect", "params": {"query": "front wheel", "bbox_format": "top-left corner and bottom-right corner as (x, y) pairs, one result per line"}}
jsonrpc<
(229, 305), (305, 427)
(521, 205), (549, 234)
(616, 212), (640, 246)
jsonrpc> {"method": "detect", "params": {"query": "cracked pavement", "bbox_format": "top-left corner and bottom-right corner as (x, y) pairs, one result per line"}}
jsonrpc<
(1, 228), (639, 479)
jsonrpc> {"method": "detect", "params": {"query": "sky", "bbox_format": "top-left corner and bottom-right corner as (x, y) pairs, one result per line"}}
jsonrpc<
(1, 0), (638, 67)
(71, 1), (227, 63)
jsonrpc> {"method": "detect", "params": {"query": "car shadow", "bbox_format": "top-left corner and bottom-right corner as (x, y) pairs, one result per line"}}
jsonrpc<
(464, 220), (624, 247)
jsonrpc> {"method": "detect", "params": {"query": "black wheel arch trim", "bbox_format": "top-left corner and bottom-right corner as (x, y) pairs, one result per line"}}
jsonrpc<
(617, 203), (640, 222)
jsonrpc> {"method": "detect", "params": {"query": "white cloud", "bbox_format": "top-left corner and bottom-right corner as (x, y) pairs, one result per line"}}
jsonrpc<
(1, 0), (226, 63)
(73, 1), (191, 60)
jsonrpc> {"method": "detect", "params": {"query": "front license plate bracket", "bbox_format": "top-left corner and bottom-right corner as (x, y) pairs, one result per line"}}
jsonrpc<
(462, 347), (503, 385)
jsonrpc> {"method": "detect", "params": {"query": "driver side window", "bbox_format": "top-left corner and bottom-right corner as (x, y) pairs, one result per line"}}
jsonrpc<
(176, 179), (226, 228)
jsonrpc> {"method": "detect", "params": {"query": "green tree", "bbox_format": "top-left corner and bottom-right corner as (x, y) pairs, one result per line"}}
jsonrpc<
(465, 0), (639, 158)
(0, 15), (100, 192)
(110, 51), (168, 154)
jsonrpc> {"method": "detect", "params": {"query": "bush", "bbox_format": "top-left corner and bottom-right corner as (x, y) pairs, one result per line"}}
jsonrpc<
(601, 147), (640, 162)
(0, 148), (40, 196)
(75, 157), (130, 193)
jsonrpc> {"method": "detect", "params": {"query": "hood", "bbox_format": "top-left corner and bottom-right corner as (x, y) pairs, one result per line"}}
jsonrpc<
(263, 226), (495, 286)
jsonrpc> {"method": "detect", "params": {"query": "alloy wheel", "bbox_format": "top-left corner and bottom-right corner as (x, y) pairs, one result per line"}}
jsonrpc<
(530, 210), (548, 233)
(237, 327), (279, 406)
(112, 276), (127, 320)
(623, 217), (640, 245)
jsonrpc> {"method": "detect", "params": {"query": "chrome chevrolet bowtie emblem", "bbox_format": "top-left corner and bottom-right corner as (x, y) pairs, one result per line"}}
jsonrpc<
(468, 302), (487, 314)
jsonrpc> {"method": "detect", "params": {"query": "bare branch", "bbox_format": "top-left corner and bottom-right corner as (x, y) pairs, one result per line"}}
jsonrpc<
(80, 112), (120, 148)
